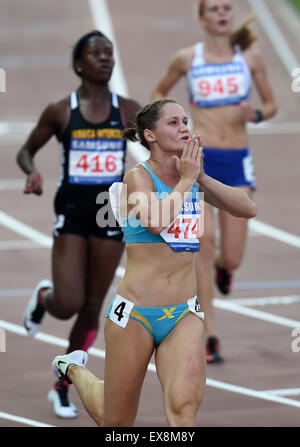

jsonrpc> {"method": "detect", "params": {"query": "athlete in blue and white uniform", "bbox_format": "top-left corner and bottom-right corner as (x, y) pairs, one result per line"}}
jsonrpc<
(50, 99), (256, 427)
(152, 0), (277, 362)
(107, 161), (204, 346)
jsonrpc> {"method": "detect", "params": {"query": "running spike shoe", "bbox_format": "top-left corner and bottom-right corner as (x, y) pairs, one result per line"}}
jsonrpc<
(215, 266), (233, 295)
(23, 279), (53, 336)
(206, 336), (224, 363)
(52, 350), (88, 384)
(48, 384), (78, 419)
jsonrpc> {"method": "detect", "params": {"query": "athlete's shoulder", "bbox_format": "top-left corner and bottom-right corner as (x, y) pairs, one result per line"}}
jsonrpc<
(118, 95), (141, 125)
(171, 45), (196, 72)
(123, 163), (153, 190)
(243, 41), (264, 70)
(44, 95), (71, 118)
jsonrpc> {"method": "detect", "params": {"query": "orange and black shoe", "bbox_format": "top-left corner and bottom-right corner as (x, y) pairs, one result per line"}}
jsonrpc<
(206, 336), (224, 364)
(215, 266), (233, 295)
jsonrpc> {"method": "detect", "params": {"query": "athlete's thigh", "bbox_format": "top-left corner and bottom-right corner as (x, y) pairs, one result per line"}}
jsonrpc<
(218, 187), (252, 258)
(155, 314), (206, 407)
(201, 201), (215, 242)
(87, 237), (124, 300)
(52, 234), (88, 307)
(103, 317), (155, 426)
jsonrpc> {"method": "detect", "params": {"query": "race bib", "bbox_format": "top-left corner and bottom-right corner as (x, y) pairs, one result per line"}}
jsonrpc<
(189, 62), (248, 107)
(109, 295), (134, 328)
(187, 296), (205, 320)
(68, 136), (125, 185)
(160, 194), (201, 252)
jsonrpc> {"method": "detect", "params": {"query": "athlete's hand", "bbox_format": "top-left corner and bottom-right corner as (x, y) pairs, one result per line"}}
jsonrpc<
(195, 136), (205, 182)
(173, 136), (202, 183)
(240, 101), (256, 122)
(24, 171), (43, 195)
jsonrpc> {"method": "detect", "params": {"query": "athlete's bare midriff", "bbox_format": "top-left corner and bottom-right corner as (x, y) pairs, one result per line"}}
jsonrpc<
(117, 243), (197, 307)
(190, 104), (249, 149)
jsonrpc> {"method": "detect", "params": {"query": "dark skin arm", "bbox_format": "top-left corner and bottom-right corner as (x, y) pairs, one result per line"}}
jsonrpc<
(16, 97), (70, 195)
(16, 94), (141, 195)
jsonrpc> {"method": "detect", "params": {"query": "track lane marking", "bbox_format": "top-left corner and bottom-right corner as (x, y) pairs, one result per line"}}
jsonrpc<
(1, 318), (300, 410)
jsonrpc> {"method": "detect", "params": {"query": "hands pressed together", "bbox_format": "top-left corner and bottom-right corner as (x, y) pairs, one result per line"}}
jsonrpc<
(173, 135), (204, 184)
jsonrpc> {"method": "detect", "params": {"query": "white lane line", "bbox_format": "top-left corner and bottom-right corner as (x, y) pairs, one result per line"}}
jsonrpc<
(214, 298), (300, 328)
(2, 318), (300, 410)
(249, 219), (300, 249)
(247, 121), (300, 135)
(227, 295), (300, 307)
(88, 0), (127, 97)
(0, 411), (54, 427)
(206, 379), (300, 409)
(0, 240), (41, 250)
(88, 0), (149, 162)
(247, 0), (300, 74)
(0, 210), (52, 248)
(261, 388), (300, 397)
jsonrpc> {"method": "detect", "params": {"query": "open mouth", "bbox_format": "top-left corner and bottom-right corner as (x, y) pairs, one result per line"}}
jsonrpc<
(218, 20), (228, 26)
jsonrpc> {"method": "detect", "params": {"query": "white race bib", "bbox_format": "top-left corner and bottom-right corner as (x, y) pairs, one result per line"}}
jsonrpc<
(160, 194), (201, 252)
(187, 296), (205, 320)
(189, 62), (248, 107)
(109, 295), (134, 328)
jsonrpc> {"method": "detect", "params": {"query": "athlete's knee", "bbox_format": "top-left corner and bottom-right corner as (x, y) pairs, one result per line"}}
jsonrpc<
(222, 252), (243, 271)
(79, 299), (103, 322)
(103, 413), (136, 427)
(53, 296), (80, 319)
(197, 235), (215, 266)
(166, 388), (203, 426)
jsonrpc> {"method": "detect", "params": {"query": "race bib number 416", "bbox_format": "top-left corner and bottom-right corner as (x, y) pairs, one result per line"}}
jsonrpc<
(68, 137), (124, 185)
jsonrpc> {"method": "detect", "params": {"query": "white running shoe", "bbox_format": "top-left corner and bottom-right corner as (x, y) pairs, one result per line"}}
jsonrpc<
(47, 387), (78, 419)
(23, 279), (53, 336)
(52, 350), (88, 384)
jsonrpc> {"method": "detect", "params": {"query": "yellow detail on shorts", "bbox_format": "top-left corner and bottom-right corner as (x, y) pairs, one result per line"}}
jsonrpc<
(175, 308), (190, 325)
(130, 309), (154, 335)
(156, 307), (176, 321)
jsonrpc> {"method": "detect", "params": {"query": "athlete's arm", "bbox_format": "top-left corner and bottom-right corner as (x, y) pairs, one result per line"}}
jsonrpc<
(151, 48), (193, 100)
(240, 43), (277, 122)
(198, 173), (257, 219)
(122, 138), (201, 234)
(16, 99), (69, 195)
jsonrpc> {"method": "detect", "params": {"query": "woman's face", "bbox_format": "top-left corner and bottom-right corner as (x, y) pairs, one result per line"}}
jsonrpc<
(76, 36), (115, 82)
(150, 103), (190, 153)
(200, 0), (234, 36)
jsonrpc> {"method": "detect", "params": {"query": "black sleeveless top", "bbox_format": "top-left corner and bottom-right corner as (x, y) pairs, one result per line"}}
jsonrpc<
(55, 91), (127, 216)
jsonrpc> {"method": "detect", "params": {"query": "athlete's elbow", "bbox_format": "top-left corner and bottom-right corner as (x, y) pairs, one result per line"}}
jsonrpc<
(235, 202), (257, 219)
(248, 202), (257, 219)
(147, 225), (164, 235)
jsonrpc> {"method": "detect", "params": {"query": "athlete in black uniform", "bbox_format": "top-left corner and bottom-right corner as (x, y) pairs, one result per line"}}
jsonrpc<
(16, 30), (141, 419)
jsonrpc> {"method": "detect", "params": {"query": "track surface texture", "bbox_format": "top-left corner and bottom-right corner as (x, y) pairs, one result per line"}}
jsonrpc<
(0, 0), (300, 428)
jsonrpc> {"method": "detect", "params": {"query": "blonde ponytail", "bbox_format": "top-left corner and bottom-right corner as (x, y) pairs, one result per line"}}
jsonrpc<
(230, 14), (257, 51)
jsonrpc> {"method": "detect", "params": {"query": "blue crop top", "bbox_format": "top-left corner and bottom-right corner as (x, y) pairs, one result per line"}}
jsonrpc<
(117, 162), (201, 251)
